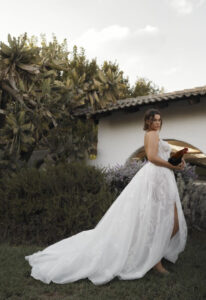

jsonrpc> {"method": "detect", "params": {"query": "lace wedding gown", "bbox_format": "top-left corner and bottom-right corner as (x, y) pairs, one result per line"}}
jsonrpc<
(25, 138), (188, 285)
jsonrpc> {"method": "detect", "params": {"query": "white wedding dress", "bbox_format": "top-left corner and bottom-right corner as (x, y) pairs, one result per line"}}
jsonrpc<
(25, 138), (188, 285)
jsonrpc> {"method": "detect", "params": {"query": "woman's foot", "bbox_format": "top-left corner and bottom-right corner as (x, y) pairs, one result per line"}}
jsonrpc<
(153, 261), (170, 275)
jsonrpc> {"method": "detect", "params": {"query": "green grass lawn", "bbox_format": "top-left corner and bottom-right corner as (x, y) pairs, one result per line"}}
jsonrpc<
(0, 230), (205, 300)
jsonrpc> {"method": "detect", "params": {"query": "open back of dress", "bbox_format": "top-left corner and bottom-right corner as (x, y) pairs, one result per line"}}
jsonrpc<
(25, 138), (188, 285)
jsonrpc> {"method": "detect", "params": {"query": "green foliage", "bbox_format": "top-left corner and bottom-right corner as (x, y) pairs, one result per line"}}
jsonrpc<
(0, 33), (133, 170)
(176, 173), (206, 231)
(1, 103), (35, 155)
(131, 77), (164, 97)
(0, 162), (115, 245)
(105, 160), (147, 196)
(39, 118), (98, 164)
(0, 33), (163, 173)
(101, 60), (131, 99)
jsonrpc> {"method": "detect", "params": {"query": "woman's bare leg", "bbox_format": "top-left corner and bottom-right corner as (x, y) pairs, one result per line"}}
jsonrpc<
(171, 202), (179, 238)
(153, 203), (179, 274)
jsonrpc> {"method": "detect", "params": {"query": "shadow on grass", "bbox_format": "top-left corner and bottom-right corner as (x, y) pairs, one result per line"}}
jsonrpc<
(0, 230), (205, 300)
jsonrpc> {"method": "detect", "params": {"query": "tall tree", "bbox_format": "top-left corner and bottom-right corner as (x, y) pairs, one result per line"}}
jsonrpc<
(0, 34), (130, 170)
(0, 33), (164, 172)
(131, 77), (164, 97)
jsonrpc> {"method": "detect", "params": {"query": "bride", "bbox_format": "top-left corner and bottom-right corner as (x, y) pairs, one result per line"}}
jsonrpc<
(25, 108), (188, 285)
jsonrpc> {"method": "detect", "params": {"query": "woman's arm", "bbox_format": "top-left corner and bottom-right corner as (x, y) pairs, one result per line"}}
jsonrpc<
(145, 131), (184, 170)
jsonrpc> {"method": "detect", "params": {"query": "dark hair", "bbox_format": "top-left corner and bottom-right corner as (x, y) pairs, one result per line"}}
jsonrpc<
(143, 108), (162, 131)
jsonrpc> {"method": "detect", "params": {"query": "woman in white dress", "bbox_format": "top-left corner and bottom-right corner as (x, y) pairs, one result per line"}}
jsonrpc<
(25, 108), (188, 285)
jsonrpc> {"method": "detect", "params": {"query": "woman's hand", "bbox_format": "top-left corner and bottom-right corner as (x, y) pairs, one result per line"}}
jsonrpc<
(182, 158), (186, 167)
(171, 159), (185, 171)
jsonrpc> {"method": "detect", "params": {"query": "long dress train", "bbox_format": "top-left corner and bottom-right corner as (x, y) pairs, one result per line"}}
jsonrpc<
(25, 138), (188, 285)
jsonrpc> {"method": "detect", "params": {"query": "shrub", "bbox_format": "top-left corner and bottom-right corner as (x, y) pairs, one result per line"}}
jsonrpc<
(174, 162), (198, 183)
(0, 162), (115, 245)
(176, 173), (206, 231)
(104, 159), (147, 195)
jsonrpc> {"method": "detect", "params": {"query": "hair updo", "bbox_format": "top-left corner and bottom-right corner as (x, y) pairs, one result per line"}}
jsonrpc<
(143, 108), (162, 131)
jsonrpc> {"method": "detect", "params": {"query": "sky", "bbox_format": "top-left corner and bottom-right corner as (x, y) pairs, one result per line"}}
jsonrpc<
(1, 0), (206, 92)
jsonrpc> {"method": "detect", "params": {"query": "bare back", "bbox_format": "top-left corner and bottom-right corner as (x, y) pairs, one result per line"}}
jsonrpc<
(144, 131), (160, 161)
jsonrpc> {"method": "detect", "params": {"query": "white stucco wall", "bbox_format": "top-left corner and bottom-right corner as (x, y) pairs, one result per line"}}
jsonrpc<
(88, 98), (206, 168)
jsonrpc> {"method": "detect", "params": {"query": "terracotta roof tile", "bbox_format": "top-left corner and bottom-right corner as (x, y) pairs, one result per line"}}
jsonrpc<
(73, 85), (206, 117)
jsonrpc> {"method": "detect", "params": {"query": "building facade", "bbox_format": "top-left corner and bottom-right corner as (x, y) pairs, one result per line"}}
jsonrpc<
(74, 86), (206, 171)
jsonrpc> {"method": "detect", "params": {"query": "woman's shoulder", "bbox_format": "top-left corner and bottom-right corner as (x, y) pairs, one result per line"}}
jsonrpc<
(144, 130), (159, 139)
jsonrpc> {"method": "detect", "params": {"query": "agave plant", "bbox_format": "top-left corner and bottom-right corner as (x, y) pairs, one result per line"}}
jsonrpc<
(40, 34), (69, 70)
(62, 67), (128, 111)
(0, 33), (40, 110)
(95, 68), (126, 107)
(64, 47), (130, 111)
(0, 105), (35, 155)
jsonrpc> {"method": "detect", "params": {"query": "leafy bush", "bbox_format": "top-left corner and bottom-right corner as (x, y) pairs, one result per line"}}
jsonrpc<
(0, 162), (115, 245)
(174, 162), (206, 231)
(104, 159), (147, 195)
(1, 158), (204, 247)
(174, 162), (198, 183)
(176, 173), (206, 231)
